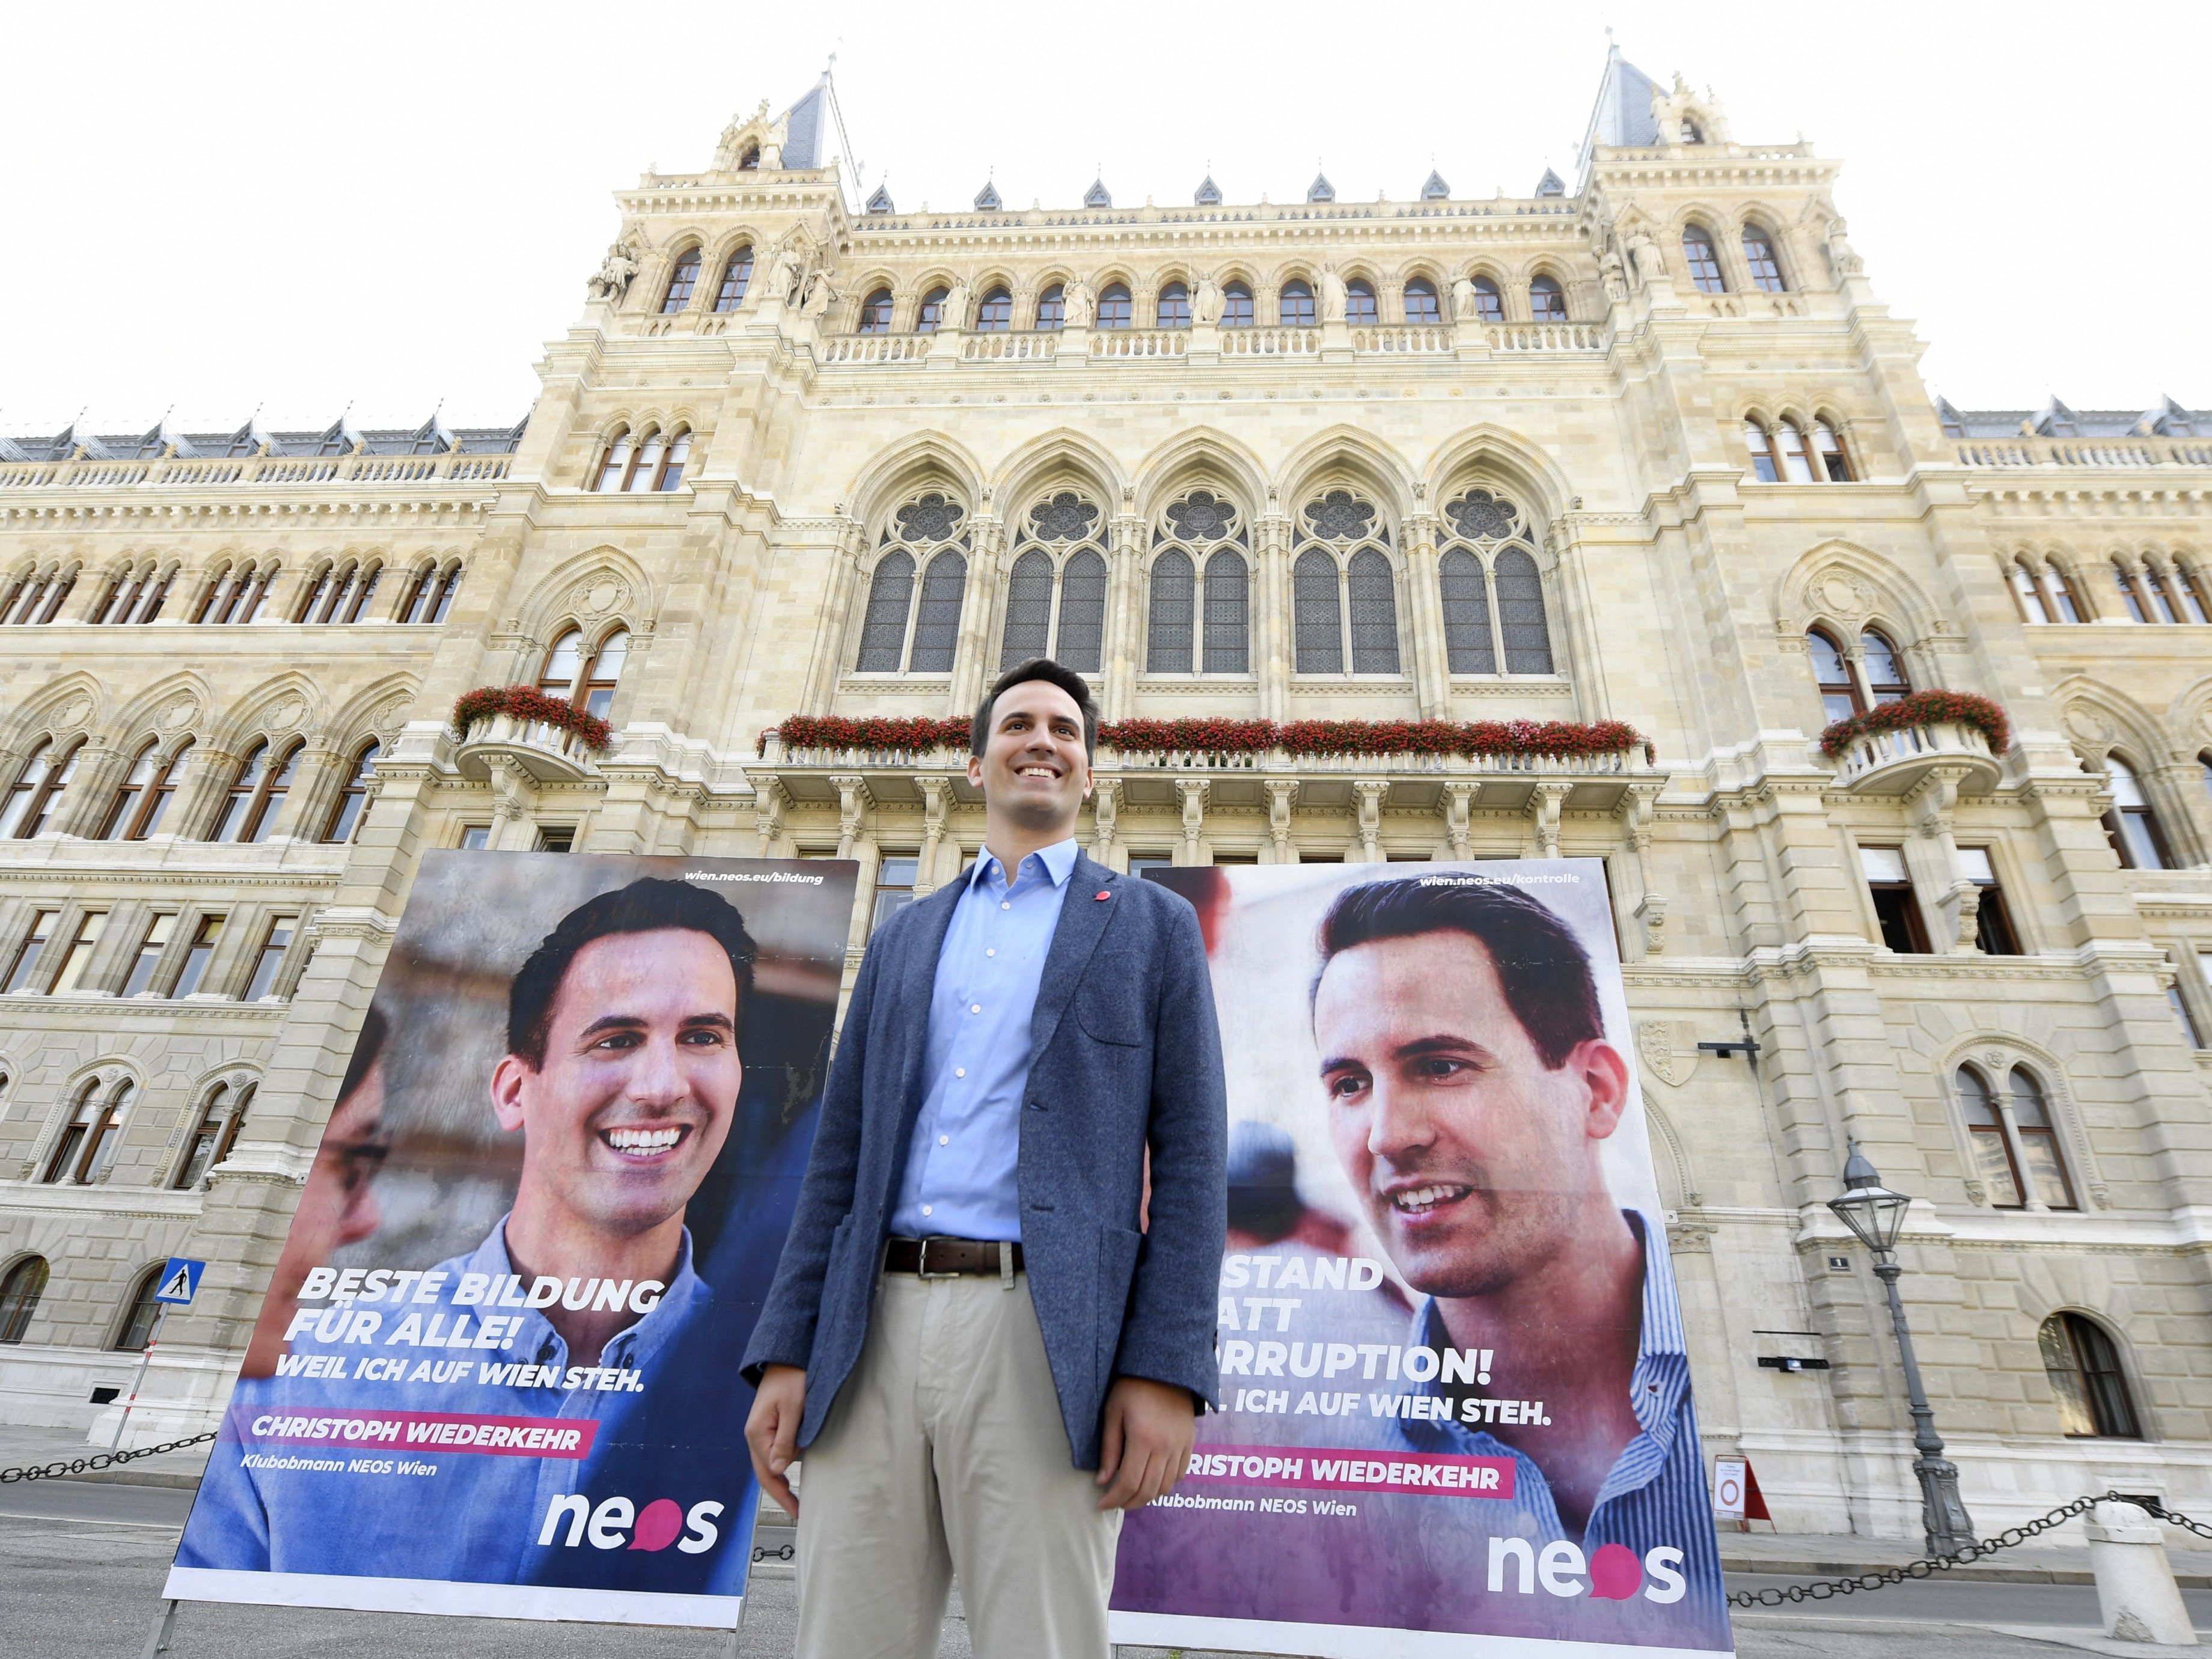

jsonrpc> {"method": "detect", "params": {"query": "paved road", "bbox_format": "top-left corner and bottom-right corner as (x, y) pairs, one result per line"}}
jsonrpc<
(3, 1491), (2207, 1658)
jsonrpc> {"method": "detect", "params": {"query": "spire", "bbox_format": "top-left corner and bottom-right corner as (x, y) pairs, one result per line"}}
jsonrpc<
(1534, 167), (1566, 198)
(780, 72), (828, 170)
(865, 182), (895, 215)
(1577, 40), (1660, 185)
(1194, 173), (1221, 206)
(1420, 169), (1450, 200)
(1083, 176), (1111, 209)
(974, 177), (1001, 211)
(1307, 169), (1334, 203)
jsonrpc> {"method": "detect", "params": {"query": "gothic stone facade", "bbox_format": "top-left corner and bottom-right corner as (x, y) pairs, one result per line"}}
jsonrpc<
(2, 57), (2209, 1542)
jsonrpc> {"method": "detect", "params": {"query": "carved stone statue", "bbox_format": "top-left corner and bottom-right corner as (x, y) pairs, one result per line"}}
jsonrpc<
(763, 247), (807, 307)
(1627, 229), (1666, 284)
(1318, 263), (1348, 324)
(1599, 249), (1628, 302)
(1823, 216), (1863, 280)
(587, 237), (641, 301)
(1062, 279), (1096, 328)
(938, 279), (970, 331)
(1192, 272), (1224, 326)
(799, 270), (837, 317)
(1451, 276), (1479, 322)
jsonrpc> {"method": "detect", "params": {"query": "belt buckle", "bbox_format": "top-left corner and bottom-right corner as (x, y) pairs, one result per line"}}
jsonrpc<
(915, 1236), (962, 1280)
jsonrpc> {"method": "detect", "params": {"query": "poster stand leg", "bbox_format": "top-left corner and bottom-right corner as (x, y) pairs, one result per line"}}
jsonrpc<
(138, 1598), (182, 1659)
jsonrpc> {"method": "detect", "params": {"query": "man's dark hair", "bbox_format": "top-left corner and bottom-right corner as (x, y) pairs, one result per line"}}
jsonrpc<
(1313, 877), (1603, 1070)
(337, 1004), (389, 1106)
(507, 878), (758, 1069)
(971, 658), (1098, 760)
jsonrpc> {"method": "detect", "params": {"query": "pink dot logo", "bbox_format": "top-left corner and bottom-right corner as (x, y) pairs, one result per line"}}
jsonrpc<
(628, 1497), (685, 1551)
(1588, 1542), (1643, 1600)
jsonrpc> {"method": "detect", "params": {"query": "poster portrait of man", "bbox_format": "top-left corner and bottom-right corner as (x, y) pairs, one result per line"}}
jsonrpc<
(1111, 861), (1732, 1659)
(169, 854), (854, 1626)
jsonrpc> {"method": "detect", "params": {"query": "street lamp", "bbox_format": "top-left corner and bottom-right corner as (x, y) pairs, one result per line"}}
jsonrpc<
(1827, 1143), (1976, 1557)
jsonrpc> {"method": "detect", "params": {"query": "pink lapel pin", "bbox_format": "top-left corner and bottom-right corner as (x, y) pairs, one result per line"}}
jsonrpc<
(1095, 890), (1112, 901)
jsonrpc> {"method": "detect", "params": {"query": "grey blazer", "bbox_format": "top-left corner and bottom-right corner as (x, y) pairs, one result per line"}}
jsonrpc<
(741, 852), (1228, 1470)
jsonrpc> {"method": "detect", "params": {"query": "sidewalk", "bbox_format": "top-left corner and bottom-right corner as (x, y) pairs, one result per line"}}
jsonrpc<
(1719, 1523), (2212, 1589)
(0, 1420), (212, 1489)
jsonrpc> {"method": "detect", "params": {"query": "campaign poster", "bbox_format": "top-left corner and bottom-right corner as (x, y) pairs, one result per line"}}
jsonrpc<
(167, 852), (855, 1627)
(1111, 861), (1733, 1659)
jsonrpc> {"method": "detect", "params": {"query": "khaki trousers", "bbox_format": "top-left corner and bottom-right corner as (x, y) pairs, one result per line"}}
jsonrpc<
(793, 1269), (1122, 1659)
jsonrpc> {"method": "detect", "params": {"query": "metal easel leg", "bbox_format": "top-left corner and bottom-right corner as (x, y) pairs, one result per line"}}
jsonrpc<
(139, 1598), (182, 1659)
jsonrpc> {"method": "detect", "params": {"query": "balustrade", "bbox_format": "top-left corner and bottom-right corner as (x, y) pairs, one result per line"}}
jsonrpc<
(1955, 437), (2212, 469)
(0, 450), (509, 491)
(1090, 329), (1186, 359)
(1487, 323), (1607, 352)
(1218, 328), (1318, 356)
(1352, 326), (1456, 354)
(962, 331), (1057, 361)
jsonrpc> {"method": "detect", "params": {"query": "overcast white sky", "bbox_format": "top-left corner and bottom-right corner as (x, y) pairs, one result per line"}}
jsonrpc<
(4, 2), (2205, 435)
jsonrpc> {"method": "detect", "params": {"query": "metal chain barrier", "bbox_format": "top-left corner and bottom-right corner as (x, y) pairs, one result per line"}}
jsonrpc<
(1730, 1488), (2209, 1607)
(750, 1542), (795, 1563)
(0, 1431), (217, 1486)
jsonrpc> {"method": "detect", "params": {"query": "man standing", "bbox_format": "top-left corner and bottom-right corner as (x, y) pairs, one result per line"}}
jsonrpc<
(744, 659), (1227, 1659)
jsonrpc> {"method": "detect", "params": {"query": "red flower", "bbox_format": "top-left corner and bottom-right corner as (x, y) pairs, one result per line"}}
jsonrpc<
(1818, 691), (2010, 759)
(452, 686), (613, 753)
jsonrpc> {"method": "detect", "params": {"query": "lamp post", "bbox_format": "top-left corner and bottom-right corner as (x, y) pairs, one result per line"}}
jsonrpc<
(1826, 1143), (1975, 1557)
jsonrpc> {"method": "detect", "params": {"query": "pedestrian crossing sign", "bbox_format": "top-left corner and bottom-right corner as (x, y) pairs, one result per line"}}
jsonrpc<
(154, 1257), (205, 1304)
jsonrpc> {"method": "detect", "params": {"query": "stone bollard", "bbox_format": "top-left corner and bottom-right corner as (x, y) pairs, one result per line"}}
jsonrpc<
(2086, 1500), (2199, 1646)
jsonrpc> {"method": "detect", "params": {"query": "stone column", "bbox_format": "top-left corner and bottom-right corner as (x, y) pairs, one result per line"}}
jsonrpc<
(1257, 508), (1292, 723)
(1266, 778), (1299, 864)
(1529, 781), (1570, 859)
(1102, 512), (1144, 721)
(949, 512), (1004, 715)
(1402, 504), (1449, 718)
(800, 515), (866, 710)
(1909, 766), (1978, 952)
(1175, 778), (1209, 864)
(832, 775), (872, 861)
(752, 775), (790, 858)
(915, 776), (956, 895)
(1090, 776), (1123, 871)
(1545, 516), (1613, 721)
(50, 744), (127, 839)
(1624, 781), (1669, 956)
(1440, 780), (1475, 860)
(1354, 780), (1388, 861)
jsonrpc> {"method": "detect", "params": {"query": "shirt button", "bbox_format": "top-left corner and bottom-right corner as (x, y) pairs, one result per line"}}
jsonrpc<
(986, 947), (996, 957)
(955, 1067), (966, 1078)
(1001, 901), (1011, 911)
(971, 1003), (982, 1013)
(921, 1205), (933, 1217)
(939, 1134), (950, 1145)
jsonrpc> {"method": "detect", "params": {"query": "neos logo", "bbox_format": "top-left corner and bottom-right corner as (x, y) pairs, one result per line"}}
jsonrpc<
(537, 1492), (724, 1553)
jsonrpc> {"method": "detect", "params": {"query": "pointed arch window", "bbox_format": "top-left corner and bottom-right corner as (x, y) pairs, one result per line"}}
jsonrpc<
(1278, 280), (1315, 328)
(2142, 562), (2183, 624)
(1681, 226), (1726, 293)
(1860, 629), (1910, 704)
(1294, 490), (1399, 675)
(401, 562), (462, 623)
(2042, 561), (2085, 623)
(1807, 629), (1862, 723)
(1096, 284), (1132, 329)
(1035, 284), (1066, 330)
(999, 493), (1107, 673)
(1438, 489), (1553, 675)
(1155, 282), (1190, 329)
(1745, 420), (1780, 481)
(2174, 560), (2211, 623)
(323, 741), (379, 843)
(976, 287), (1012, 331)
(101, 743), (188, 841)
(2041, 1314), (2139, 1438)
(215, 739), (300, 844)
(1680, 117), (1705, 144)
(2, 569), (75, 625)
(1955, 1065), (2021, 1207)
(1221, 282), (1254, 328)
(917, 287), (950, 332)
(1528, 275), (1566, 320)
(1466, 275), (1504, 322)
(625, 433), (666, 493)
(1813, 420), (1854, 481)
(2, 739), (79, 839)
(2112, 560), (2149, 622)
(2008, 1068), (2076, 1209)
(2101, 754), (2172, 870)
(1741, 225), (1786, 292)
(1401, 278), (1437, 324)
(854, 492), (970, 674)
(1774, 421), (1816, 482)
(653, 431), (691, 491)
(44, 1077), (130, 1184)
(2011, 560), (2052, 624)
(0, 1256), (47, 1343)
(713, 246), (754, 312)
(858, 289), (894, 333)
(593, 432), (634, 491)
(539, 629), (629, 720)
(661, 248), (700, 313)
(1145, 490), (1249, 676)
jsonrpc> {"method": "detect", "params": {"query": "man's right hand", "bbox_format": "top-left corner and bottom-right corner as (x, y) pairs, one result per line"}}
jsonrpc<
(745, 1364), (806, 1519)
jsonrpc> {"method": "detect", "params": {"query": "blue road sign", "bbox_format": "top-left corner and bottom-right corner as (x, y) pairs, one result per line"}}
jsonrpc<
(153, 1257), (205, 1304)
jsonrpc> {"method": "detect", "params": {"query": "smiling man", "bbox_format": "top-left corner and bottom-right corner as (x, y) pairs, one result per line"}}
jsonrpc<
(179, 878), (756, 1586)
(744, 658), (1227, 1659)
(1303, 875), (1727, 1642)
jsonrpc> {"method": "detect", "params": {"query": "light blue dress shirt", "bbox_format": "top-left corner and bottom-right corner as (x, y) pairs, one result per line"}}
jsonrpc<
(888, 836), (1079, 1242)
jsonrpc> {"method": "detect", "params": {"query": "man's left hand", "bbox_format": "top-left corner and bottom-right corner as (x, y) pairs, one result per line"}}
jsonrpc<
(1095, 1376), (1196, 1511)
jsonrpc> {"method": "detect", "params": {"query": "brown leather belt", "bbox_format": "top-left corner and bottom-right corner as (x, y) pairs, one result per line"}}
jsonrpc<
(882, 1236), (1023, 1277)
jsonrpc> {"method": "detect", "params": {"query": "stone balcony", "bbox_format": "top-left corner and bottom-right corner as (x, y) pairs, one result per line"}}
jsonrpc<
(1830, 718), (2003, 796)
(454, 712), (602, 784)
(0, 449), (511, 492)
(812, 320), (1609, 369)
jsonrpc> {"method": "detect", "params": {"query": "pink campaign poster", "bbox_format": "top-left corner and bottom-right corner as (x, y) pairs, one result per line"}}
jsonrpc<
(1110, 861), (1734, 1659)
(165, 852), (854, 1627)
